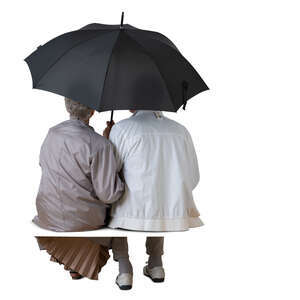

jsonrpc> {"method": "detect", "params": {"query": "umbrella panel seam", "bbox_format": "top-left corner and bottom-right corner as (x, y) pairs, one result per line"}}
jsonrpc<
(97, 31), (122, 111)
(123, 32), (176, 112)
(34, 30), (116, 88)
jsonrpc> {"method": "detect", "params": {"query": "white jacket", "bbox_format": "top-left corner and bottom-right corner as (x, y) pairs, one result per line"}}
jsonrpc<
(108, 111), (203, 231)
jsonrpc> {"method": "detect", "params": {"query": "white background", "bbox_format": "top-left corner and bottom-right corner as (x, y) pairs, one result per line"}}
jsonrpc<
(1, 0), (299, 298)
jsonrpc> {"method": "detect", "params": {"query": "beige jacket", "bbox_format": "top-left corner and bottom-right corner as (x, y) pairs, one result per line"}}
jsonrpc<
(33, 119), (124, 232)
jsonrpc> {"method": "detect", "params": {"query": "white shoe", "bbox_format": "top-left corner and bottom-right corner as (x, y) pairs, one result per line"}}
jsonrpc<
(143, 266), (165, 282)
(115, 273), (133, 290)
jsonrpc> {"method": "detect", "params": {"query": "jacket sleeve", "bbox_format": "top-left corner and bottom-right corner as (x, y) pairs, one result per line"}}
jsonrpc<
(186, 131), (200, 190)
(90, 142), (124, 204)
(108, 124), (127, 172)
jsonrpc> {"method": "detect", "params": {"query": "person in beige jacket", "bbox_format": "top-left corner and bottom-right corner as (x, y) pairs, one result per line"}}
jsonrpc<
(33, 98), (124, 232)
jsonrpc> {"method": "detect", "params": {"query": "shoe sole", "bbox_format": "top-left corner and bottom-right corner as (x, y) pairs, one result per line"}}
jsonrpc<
(115, 282), (132, 290)
(143, 270), (165, 283)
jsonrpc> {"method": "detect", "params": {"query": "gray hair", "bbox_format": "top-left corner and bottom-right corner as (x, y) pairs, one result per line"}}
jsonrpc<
(65, 98), (93, 122)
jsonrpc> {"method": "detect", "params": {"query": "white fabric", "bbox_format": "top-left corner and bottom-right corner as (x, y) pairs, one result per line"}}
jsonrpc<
(108, 111), (203, 231)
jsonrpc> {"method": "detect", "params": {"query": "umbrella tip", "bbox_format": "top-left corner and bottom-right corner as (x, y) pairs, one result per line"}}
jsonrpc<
(120, 11), (124, 28)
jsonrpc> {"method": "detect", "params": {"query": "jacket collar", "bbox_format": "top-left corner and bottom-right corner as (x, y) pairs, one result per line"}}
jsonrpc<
(68, 117), (94, 131)
(132, 110), (164, 118)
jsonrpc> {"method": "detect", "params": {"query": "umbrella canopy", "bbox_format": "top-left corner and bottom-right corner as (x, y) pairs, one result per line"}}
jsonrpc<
(25, 14), (208, 113)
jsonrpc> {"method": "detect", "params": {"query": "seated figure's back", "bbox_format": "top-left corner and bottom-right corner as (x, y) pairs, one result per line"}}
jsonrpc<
(34, 118), (123, 232)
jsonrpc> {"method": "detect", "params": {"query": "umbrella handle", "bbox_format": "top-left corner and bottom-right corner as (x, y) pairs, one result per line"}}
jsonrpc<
(182, 81), (189, 110)
(110, 110), (114, 122)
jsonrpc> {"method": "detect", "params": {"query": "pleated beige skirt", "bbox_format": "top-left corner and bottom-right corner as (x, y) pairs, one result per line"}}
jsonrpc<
(36, 237), (110, 280)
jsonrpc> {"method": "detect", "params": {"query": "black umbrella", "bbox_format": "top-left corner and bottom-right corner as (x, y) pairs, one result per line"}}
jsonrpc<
(25, 13), (208, 121)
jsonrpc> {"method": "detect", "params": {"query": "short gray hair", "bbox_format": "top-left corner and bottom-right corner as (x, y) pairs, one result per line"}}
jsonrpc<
(65, 98), (93, 122)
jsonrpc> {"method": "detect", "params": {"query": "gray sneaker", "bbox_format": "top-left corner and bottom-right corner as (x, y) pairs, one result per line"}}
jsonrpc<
(115, 273), (133, 290)
(143, 266), (165, 283)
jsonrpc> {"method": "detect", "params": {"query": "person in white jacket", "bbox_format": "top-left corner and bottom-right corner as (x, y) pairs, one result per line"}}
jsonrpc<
(104, 110), (203, 232)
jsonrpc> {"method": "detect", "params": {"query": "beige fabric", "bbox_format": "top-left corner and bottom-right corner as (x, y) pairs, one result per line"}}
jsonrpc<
(33, 119), (124, 232)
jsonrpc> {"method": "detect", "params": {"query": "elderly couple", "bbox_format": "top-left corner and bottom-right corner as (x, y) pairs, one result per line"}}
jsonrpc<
(34, 97), (202, 289)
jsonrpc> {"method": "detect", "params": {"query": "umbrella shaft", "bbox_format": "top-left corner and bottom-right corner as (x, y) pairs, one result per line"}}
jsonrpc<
(110, 110), (114, 122)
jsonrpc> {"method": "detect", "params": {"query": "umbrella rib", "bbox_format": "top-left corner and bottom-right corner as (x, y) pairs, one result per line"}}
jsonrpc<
(127, 29), (179, 51)
(127, 32), (209, 104)
(127, 30), (203, 80)
(97, 31), (121, 111)
(34, 30), (116, 88)
(124, 32), (176, 112)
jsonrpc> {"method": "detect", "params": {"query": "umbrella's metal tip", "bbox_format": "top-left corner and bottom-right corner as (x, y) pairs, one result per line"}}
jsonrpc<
(120, 11), (124, 29)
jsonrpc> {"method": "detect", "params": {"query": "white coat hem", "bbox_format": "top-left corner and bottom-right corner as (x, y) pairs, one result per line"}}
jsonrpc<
(108, 216), (204, 232)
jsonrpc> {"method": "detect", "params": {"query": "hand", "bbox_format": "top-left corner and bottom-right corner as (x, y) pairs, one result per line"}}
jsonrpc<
(103, 121), (115, 139)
